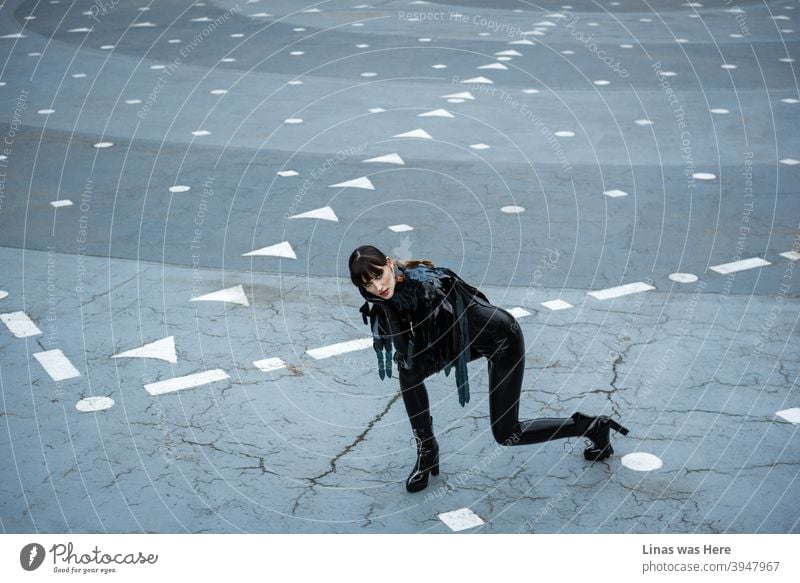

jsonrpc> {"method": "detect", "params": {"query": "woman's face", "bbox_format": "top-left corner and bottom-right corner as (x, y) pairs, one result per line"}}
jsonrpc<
(361, 258), (396, 300)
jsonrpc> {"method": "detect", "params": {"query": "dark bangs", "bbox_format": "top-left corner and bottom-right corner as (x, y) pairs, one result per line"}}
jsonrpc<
(348, 245), (388, 287)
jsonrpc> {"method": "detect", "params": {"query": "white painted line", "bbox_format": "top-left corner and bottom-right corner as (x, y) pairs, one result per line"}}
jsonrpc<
(507, 307), (532, 318)
(779, 158), (800, 165)
(418, 108), (454, 118)
(51, 199), (73, 208)
(288, 206), (339, 221)
(500, 205), (525, 213)
(438, 508), (484, 532)
(306, 337), (373, 360)
(329, 176), (375, 190)
(709, 257), (771, 275)
(603, 189), (628, 197)
(191, 284), (249, 306)
(470, 143), (490, 150)
(112, 336), (177, 363)
(554, 130), (575, 137)
(277, 170), (299, 177)
(588, 281), (655, 300)
(33, 349), (81, 381)
(779, 251), (800, 261)
(76, 396), (115, 412)
(363, 153), (405, 165)
(0, 311), (42, 337)
(368, 107), (385, 113)
(693, 172), (716, 180)
(144, 369), (229, 396)
(393, 128), (432, 139)
(389, 224), (413, 232)
(254, 357), (287, 373)
(776, 408), (800, 424)
(621, 452), (663, 471)
(168, 185), (190, 193)
(243, 241), (297, 259)
(541, 299), (573, 311)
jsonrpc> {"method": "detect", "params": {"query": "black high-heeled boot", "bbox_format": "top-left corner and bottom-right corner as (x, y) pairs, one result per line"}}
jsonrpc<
(571, 412), (629, 461)
(406, 415), (439, 492)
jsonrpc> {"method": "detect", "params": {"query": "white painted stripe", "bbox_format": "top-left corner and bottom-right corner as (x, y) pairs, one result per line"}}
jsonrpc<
(0, 311), (42, 337)
(438, 508), (484, 532)
(51, 199), (73, 207)
(253, 357), (287, 373)
(306, 337), (373, 359)
(33, 349), (81, 381)
(144, 369), (229, 396)
(588, 281), (655, 300)
(388, 224), (413, 232)
(709, 257), (771, 275)
(780, 251), (800, 261)
(541, 299), (573, 311)
(112, 336), (177, 363)
(507, 307), (532, 318)
(76, 396), (115, 412)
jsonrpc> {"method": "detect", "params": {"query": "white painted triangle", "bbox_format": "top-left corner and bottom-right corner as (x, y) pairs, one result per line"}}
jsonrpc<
(363, 153), (405, 165)
(441, 91), (475, 100)
(478, 63), (508, 70)
(243, 241), (297, 259)
(113, 336), (177, 363)
(329, 176), (375, 190)
(510, 39), (536, 45)
(418, 108), (454, 118)
(191, 284), (249, 306)
(461, 76), (493, 84)
(288, 206), (339, 221)
(393, 128), (433, 139)
(495, 50), (522, 56)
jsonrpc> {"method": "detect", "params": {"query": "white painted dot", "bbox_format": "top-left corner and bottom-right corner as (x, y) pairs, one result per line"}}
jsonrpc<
(169, 185), (191, 193)
(0, 290), (7, 300)
(287, 80), (303, 85)
(447, 98), (465, 103)
(168, 39), (182, 44)
(37, 109), (55, 115)
(470, 143), (490, 150)
(360, 72), (377, 77)
(150, 65), (166, 70)
(290, 51), (304, 56)
(231, 33), (244, 38)
(781, 98), (799, 104)
(51, 200), (73, 208)
(418, 38), (432, 42)
(635, 119), (654, 126)
(71, 73), (87, 78)
(675, 38), (689, 43)
(221, 58), (236, 63)
(522, 89), (540, 94)
(669, 272), (698, 283)
(622, 452), (663, 471)
(478, 32), (491, 36)
(0, 81), (6, 86)
(210, 89), (228, 95)
(693, 172), (716, 180)
(780, 158), (800, 165)
(501, 205), (525, 213)
(100, 45), (115, 50)
(603, 189), (628, 198)
(28, 52), (42, 57)
(93, 142), (113, 148)
(496, 56), (512, 61)
(76, 396), (115, 412)
(192, 130), (211, 136)
(779, 58), (795, 63)
(432, 64), (447, 69)
(284, 118), (303, 124)
(780, 29), (793, 33)
(620, 44), (633, 48)
(710, 108), (729, 114)
(660, 71), (677, 77)
(729, 33), (743, 38)
(775, 408), (800, 423)
(125, 99), (142, 104)
(293, 28), (306, 32)
(356, 44), (369, 48)
(639, 18), (653, 22)
(721, 63), (737, 69)
(593, 80), (610, 86)
(561, 50), (575, 55)
(554, 130), (575, 137)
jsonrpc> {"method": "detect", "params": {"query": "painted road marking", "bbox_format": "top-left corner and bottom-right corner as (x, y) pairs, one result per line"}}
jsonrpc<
(709, 257), (771, 275)
(306, 338), (373, 360)
(144, 369), (229, 396)
(588, 281), (655, 300)
(1, 311), (43, 337)
(33, 349), (81, 381)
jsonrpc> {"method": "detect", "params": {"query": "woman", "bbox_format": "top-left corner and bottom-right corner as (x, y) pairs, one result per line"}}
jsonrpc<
(349, 245), (629, 493)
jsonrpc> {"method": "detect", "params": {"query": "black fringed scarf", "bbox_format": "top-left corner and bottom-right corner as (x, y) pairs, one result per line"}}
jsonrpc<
(358, 261), (489, 407)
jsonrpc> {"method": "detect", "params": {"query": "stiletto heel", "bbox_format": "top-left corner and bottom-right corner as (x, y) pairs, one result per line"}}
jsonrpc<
(571, 412), (630, 461)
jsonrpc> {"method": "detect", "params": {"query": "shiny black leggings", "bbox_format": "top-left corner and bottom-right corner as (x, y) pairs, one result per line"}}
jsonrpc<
(399, 299), (583, 445)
